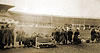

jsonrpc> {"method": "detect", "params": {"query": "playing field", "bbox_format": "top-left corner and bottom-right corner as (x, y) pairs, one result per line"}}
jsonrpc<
(0, 43), (100, 53)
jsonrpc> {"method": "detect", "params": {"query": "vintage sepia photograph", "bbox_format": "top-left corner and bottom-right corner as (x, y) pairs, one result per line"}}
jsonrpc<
(0, 0), (100, 53)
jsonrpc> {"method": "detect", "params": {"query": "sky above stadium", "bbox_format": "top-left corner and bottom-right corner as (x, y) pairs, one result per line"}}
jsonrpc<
(0, 0), (100, 18)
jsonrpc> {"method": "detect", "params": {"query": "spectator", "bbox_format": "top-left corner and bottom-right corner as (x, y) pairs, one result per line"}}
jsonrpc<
(52, 29), (57, 42)
(73, 29), (80, 44)
(64, 28), (68, 45)
(91, 29), (96, 43)
(30, 32), (37, 46)
(0, 26), (5, 49)
(16, 27), (25, 48)
(60, 29), (66, 45)
(23, 34), (31, 47)
(2, 24), (13, 48)
(55, 29), (61, 43)
(67, 29), (73, 44)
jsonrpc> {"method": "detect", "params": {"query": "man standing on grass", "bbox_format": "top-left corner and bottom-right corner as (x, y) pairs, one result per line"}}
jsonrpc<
(73, 29), (80, 44)
(67, 29), (73, 44)
(0, 26), (5, 49)
(91, 29), (96, 43)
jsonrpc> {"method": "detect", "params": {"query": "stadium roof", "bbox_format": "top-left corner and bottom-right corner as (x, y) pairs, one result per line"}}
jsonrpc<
(0, 4), (14, 11)
(0, 4), (14, 17)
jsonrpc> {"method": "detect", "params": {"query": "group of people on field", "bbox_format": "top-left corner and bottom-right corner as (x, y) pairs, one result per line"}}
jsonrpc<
(0, 24), (14, 49)
(1, 25), (100, 49)
(16, 28), (49, 48)
(16, 28), (35, 48)
(91, 29), (100, 43)
(52, 27), (81, 45)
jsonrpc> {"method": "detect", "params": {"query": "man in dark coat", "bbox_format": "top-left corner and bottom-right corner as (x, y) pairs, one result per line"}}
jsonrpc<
(91, 29), (96, 42)
(67, 29), (73, 44)
(64, 30), (68, 45)
(55, 29), (61, 43)
(58, 29), (66, 45)
(96, 30), (100, 42)
(73, 29), (80, 44)
(51, 29), (57, 42)
(2, 24), (13, 48)
(0, 26), (5, 49)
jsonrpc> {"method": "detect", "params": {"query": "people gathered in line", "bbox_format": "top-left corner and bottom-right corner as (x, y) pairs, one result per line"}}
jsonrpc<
(91, 29), (100, 43)
(0, 24), (14, 49)
(52, 27), (81, 45)
(0, 25), (100, 49)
